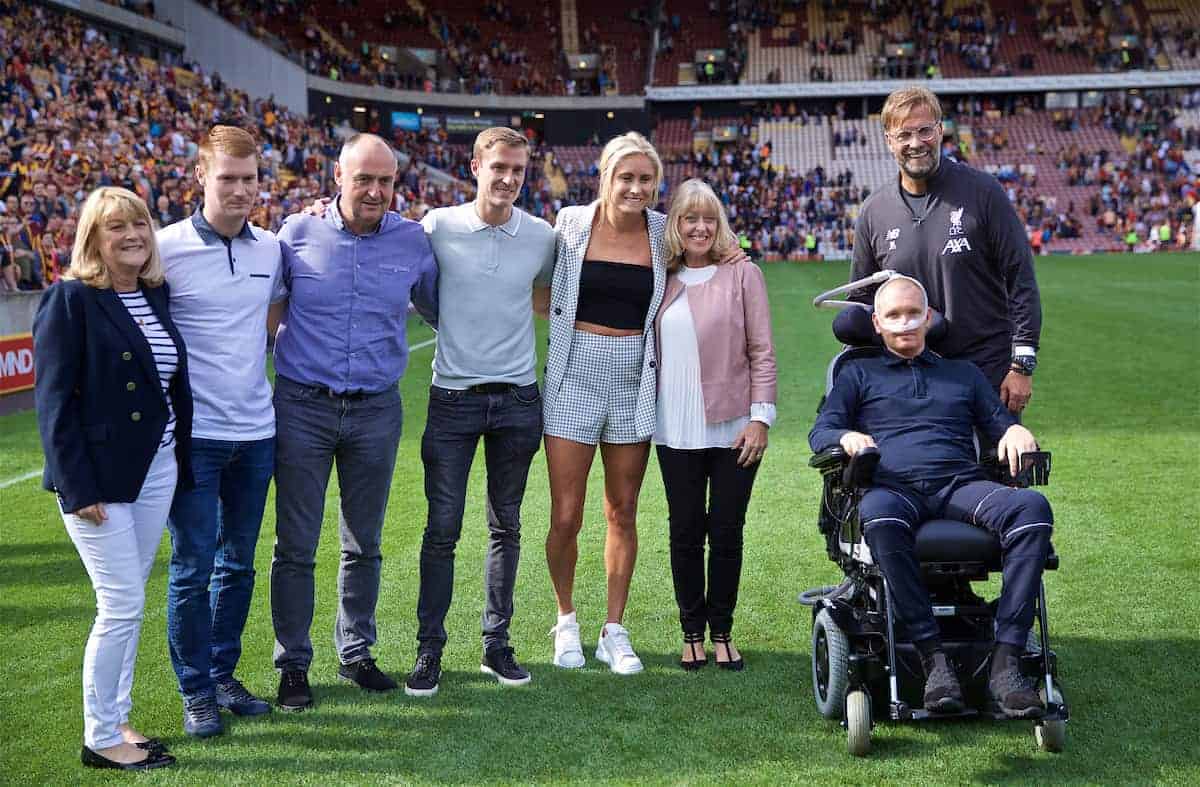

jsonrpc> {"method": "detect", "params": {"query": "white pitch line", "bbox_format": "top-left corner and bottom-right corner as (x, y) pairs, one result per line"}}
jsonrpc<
(0, 469), (41, 489)
(3, 336), (438, 490)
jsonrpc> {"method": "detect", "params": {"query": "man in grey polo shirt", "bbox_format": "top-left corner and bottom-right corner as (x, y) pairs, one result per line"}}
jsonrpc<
(404, 127), (556, 698)
(850, 86), (1042, 413)
(158, 125), (280, 737)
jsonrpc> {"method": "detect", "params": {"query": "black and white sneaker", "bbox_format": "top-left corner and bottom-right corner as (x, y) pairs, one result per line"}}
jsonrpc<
(405, 652), (442, 698)
(481, 646), (532, 687)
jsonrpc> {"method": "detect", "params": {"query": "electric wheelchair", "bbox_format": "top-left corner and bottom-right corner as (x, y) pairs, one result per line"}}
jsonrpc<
(801, 292), (1069, 757)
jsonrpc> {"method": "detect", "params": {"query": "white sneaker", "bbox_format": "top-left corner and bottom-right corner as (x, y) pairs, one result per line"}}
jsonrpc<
(595, 623), (644, 675)
(550, 620), (585, 668)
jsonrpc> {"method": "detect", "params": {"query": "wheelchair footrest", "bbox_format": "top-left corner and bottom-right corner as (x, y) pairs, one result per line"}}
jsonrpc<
(900, 705), (980, 722)
(895, 705), (1069, 723)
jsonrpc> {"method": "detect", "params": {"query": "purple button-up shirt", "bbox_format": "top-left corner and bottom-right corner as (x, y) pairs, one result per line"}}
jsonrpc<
(274, 200), (438, 393)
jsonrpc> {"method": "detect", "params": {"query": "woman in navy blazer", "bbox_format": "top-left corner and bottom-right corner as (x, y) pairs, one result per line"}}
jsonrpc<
(34, 187), (192, 772)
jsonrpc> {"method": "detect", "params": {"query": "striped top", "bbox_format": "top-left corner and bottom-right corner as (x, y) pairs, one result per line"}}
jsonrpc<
(117, 288), (178, 448)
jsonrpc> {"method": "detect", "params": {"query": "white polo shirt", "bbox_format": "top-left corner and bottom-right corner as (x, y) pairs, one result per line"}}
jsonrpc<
(158, 211), (282, 441)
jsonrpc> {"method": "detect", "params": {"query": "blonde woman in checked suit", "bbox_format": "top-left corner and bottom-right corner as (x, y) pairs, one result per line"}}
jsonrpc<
(543, 132), (668, 675)
(542, 133), (750, 674)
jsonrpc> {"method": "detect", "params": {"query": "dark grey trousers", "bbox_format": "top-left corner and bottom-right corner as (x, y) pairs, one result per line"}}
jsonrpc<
(270, 376), (403, 671)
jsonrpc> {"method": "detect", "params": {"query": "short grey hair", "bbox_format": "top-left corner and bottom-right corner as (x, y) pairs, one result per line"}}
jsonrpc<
(874, 273), (928, 312)
(339, 133), (396, 163)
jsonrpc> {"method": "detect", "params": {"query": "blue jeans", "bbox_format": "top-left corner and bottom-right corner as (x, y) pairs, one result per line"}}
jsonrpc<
(417, 383), (543, 656)
(166, 437), (274, 699)
(270, 377), (403, 670)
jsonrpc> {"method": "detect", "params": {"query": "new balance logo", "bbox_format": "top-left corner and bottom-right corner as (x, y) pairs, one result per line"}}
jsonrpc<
(942, 237), (973, 255)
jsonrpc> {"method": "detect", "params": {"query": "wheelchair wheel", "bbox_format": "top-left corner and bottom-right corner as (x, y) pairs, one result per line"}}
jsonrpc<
(846, 690), (872, 757)
(812, 608), (849, 720)
(1034, 682), (1067, 753)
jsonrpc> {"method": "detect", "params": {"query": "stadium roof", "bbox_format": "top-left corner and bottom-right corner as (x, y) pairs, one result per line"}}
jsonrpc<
(645, 71), (1200, 102)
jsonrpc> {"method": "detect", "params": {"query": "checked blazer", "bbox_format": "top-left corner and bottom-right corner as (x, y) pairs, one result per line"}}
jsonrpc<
(543, 201), (668, 440)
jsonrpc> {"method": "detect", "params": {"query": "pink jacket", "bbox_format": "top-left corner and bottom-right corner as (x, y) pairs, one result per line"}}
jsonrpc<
(654, 260), (777, 423)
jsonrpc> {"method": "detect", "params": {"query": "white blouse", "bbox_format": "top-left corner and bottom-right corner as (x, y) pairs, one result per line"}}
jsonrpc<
(653, 265), (776, 449)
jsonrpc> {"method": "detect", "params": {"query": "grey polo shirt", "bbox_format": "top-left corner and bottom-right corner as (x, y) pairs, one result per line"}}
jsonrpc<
(850, 157), (1042, 389)
(421, 203), (555, 388)
(158, 211), (282, 440)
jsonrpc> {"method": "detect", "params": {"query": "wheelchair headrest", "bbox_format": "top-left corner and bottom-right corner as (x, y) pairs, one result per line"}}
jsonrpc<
(832, 305), (948, 347)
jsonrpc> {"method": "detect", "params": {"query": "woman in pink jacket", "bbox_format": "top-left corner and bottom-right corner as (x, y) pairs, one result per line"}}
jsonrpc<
(654, 179), (777, 672)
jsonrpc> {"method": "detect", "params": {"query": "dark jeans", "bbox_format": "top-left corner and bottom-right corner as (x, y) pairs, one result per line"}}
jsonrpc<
(656, 445), (760, 636)
(860, 479), (1053, 647)
(270, 376), (403, 671)
(417, 383), (543, 656)
(167, 437), (274, 698)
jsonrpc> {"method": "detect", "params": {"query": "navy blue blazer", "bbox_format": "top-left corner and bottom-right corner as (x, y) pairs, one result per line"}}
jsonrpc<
(34, 278), (194, 513)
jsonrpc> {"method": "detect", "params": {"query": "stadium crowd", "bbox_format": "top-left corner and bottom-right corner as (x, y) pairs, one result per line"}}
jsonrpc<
(7, 0), (1200, 293)
(0, 0), (470, 291)
(662, 126), (864, 258)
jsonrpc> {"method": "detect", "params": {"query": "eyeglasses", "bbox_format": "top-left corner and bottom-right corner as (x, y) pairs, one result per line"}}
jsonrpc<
(886, 124), (941, 144)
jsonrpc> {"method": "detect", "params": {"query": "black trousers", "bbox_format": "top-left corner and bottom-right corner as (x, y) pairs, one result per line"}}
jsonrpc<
(656, 446), (760, 636)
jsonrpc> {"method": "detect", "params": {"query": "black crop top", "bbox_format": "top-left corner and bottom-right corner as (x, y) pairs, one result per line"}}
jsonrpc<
(575, 260), (653, 330)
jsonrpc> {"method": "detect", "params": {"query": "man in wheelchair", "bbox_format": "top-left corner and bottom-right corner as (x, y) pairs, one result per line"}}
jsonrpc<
(808, 275), (1053, 719)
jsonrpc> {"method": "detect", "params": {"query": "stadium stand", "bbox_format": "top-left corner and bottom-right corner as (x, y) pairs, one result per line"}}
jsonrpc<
(0, 0), (473, 291)
(6, 0), (1200, 295)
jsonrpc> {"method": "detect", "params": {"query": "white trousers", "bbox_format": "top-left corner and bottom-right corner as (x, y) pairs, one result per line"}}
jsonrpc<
(62, 445), (177, 749)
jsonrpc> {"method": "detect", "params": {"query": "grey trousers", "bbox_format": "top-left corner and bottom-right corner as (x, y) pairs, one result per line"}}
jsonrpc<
(270, 376), (403, 671)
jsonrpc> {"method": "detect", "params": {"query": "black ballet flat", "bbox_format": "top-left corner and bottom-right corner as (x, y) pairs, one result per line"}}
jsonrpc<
(711, 632), (745, 672)
(81, 745), (176, 771)
(680, 631), (708, 671)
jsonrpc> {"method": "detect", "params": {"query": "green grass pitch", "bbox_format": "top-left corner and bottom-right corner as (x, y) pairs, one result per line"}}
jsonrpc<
(0, 253), (1197, 784)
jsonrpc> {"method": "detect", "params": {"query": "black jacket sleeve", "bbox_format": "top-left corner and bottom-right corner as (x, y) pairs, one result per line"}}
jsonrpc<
(984, 179), (1042, 350)
(33, 283), (100, 512)
(848, 208), (879, 304)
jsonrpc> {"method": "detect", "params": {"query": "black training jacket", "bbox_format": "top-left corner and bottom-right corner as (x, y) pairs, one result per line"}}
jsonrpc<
(850, 157), (1042, 389)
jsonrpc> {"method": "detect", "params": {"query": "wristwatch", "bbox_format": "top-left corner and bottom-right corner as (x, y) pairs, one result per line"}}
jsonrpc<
(1010, 355), (1037, 376)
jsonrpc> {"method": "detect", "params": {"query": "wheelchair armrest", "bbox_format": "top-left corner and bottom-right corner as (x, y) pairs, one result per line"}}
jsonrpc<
(809, 446), (880, 489)
(990, 450), (1053, 487)
(809, 446), (848, 472)
(842, 446), (881, 488)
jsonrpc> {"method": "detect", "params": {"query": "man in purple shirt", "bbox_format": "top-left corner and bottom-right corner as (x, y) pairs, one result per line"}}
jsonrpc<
(268, 134), (438, 711)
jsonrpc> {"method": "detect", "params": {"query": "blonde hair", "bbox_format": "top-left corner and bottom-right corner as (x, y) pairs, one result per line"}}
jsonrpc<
(197, 125), (259, 172)
(881, 86), (943, 132)
(473, 126), (528, 161)
(65, 187), (164, 289)
(664, 179), (739, 270)
(596, 131), (663, 226)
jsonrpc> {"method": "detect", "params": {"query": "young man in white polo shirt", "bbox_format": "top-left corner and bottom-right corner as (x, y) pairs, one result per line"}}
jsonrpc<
(404, 127), (556, 697)
(157, 126), (281, 737)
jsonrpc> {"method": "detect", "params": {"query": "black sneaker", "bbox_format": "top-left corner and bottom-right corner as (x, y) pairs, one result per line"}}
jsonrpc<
(277, 669), (313, 712)
(182, 694), (224, 738)
(989, 652), (1045, 719)
(404, 652), (441, 698)
(921, 651), (966, 714)
(481, 646), (532, 687)
(338, 657), (398, 692)
(216, 677), (272, 716)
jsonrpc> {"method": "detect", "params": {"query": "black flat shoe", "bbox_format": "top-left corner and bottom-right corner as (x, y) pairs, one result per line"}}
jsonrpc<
(680, 631), (708, 671)
(711, 632), (745, 672)
(81, 745), (176, 771)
